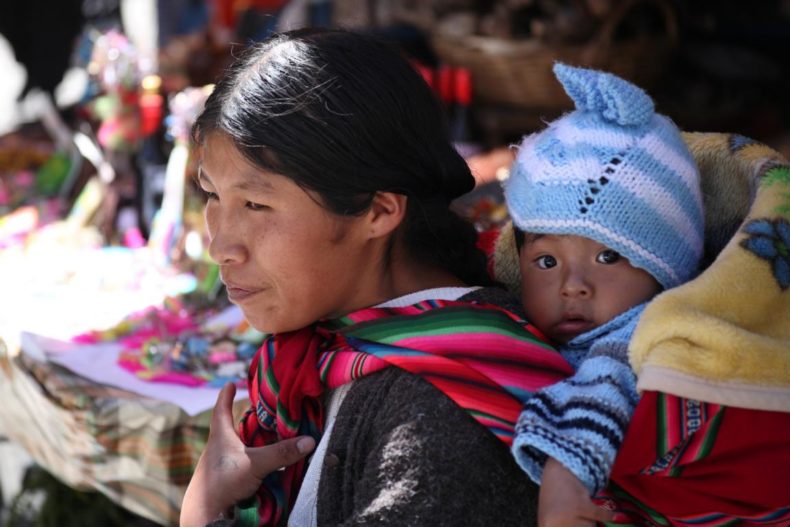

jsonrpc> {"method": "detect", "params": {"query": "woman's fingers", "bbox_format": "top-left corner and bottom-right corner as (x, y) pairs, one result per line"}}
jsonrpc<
(210, 382), (239, 437)
(206, 382), (315, 481)
(181, 384), (245, 527)
(246, 436), (316, 480)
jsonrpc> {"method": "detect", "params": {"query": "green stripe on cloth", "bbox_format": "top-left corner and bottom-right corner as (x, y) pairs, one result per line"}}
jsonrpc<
(657, 392), (669, 457)
(235, 497), (261, 527)
(340, 307), (550, 347)
(695, 407), (725, 462)
(607, 481), (671, 526)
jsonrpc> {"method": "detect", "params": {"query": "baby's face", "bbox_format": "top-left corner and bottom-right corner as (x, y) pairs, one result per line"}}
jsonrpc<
(519, 234), (661, 345)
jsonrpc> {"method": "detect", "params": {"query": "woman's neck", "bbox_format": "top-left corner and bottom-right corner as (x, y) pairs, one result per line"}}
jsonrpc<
(350, 245), (467, 314)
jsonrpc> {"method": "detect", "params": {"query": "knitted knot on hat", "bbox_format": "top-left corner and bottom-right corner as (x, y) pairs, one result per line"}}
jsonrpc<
(504, 63), (704, 288)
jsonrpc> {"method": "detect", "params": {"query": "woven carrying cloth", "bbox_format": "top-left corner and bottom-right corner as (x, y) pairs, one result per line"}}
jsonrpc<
(238, 299), (573, 526)
(598, 391), (790, 526)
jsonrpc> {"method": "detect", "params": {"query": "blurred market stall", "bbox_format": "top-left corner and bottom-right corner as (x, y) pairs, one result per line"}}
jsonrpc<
(0, 24), (248, 525)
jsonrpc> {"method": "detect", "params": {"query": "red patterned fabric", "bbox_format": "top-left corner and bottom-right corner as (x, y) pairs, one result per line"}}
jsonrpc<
(597, 391), (790, 526)
(237, 299), (571, 526)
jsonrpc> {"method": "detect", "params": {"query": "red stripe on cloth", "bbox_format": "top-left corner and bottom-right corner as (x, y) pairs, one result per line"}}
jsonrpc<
(604, 391), (790, 523)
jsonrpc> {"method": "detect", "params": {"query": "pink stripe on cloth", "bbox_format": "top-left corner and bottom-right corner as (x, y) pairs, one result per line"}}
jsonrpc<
(396, 332), (567, 365)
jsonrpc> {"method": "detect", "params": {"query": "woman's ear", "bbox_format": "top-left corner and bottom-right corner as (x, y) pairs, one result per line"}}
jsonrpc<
(367, 191), (408, 239)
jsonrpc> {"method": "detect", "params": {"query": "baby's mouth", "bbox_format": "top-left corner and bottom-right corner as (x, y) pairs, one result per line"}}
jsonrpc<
(553, 316), (594, 337)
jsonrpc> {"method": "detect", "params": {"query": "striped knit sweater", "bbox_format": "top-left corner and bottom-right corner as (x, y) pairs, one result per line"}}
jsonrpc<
(512, 303), (645, 494)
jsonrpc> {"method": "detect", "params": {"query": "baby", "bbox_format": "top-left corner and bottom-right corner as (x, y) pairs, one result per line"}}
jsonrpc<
(505, 64), (704, 523)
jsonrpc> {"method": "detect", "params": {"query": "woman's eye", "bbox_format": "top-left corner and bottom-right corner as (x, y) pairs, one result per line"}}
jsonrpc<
(201, 189), (218, 201)
(245, 201), (268, 211)
(536, 255), (557, 269)
(597, 249), (621, 264)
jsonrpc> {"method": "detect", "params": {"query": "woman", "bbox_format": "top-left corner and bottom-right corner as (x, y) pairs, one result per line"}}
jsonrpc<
(180, 28), (573, 527)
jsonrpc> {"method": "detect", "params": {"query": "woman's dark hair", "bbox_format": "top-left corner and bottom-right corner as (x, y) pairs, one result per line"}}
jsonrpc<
(193, 28), (492, 286)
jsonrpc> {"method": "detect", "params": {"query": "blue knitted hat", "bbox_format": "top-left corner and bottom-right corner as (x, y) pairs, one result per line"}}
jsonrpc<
(504, 63), (704, 288)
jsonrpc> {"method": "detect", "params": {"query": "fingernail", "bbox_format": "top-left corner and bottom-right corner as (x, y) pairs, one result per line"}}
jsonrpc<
(296, 437), (315, 454)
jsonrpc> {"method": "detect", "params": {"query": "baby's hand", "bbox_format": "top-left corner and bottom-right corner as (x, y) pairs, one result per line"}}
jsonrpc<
(538, 457), (615, 527)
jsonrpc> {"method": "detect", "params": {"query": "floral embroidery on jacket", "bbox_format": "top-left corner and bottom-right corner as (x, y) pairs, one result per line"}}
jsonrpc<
(740, 218), (790, 290)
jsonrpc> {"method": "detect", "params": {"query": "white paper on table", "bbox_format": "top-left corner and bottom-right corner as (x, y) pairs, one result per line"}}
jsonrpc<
(21, 331), (248, 416)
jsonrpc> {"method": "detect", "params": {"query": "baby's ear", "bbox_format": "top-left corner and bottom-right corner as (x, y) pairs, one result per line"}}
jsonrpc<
(492, 221), (523, 299)
(684, 132), (789, 268)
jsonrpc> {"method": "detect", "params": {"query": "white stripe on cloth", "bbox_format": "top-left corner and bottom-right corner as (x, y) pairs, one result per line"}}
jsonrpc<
(522, 155), (703, 252)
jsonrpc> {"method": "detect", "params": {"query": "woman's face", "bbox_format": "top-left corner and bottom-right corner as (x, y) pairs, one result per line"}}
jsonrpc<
(198, 133), (380, 334)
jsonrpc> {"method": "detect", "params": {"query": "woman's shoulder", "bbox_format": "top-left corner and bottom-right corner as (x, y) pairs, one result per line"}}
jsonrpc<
(319, 368), (538, 526)
(459, 285), (527, 320)
(337, 368), (471, 433)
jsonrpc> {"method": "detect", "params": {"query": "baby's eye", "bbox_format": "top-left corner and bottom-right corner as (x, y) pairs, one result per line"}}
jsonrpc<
(596, 249), (621, 264)
(536, 255), (557, 269)
(245, 201), (269, 211)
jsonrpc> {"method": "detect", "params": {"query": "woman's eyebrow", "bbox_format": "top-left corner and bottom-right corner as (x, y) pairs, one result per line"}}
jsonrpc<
(197, 167), (274, 193)
(235, 178), (275, 193)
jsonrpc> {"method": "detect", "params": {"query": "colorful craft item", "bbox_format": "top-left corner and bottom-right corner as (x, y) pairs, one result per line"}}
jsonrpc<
(35, 152), (72, 196)
(74, 297), (264, 388)
(140, 75), (164, 137)
(88, 29), (141, 93)
(85, 29), (147, 151)
(166, 85), (214, 144)
(119, 322), (263, 388)
(0, 135), (72, 218)
(464, 194), (509, 231)
(73, 296), (197, 344)
(0, 206), (39, 247)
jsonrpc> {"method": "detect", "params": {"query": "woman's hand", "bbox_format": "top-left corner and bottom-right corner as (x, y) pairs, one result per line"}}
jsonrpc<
(180, 383), (315, 527)
(538, 457), (615, 527)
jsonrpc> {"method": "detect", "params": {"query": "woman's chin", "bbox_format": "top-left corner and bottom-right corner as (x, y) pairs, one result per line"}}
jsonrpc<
(237, 308), (271, 334)
(242, 311), (303, 336)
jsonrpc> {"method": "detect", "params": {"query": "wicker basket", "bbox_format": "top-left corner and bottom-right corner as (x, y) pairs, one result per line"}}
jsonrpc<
(432, 0), (679, 110)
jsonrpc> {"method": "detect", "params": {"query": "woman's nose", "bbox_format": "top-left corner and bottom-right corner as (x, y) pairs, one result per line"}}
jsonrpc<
(206, 211), (246, 265)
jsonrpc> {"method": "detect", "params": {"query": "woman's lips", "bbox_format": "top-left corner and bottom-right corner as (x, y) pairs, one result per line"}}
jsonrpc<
(224, 284), (263, 303)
